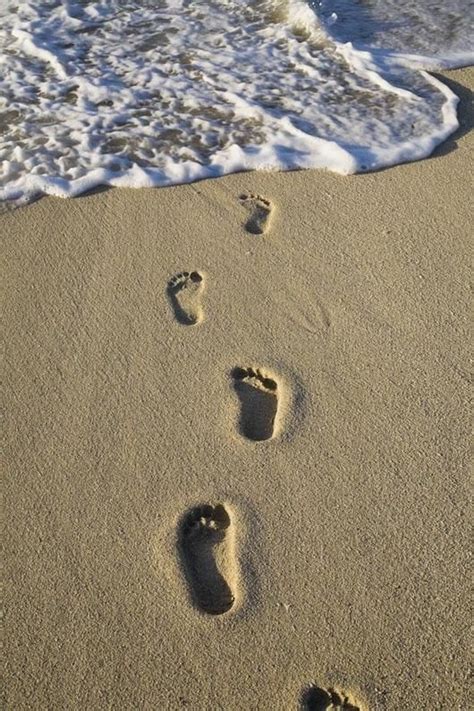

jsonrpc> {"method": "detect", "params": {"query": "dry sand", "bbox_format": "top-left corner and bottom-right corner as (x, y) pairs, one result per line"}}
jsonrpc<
(3, 67), (472, 710)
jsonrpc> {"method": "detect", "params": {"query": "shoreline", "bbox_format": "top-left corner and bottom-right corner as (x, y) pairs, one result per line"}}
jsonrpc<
(3, 66), (472, 710)
(1, 64), (472, 209)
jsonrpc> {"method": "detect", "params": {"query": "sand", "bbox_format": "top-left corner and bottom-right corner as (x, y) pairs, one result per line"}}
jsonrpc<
(3, 67), (472, 710)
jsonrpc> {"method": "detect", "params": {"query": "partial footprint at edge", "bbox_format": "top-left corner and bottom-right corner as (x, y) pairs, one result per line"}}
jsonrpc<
(232, 367), (279, 441)
(167, 271), (204, 325)
(302, 685), (364, 711)
(239, 193), (273, 235)
(179, 503), (237, 615)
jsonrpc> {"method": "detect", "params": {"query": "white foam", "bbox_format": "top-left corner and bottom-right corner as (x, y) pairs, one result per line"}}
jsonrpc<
(0, 0), (470, 205)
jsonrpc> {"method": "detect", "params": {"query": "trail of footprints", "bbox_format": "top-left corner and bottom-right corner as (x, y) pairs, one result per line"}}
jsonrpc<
(165, 194), (364, 708)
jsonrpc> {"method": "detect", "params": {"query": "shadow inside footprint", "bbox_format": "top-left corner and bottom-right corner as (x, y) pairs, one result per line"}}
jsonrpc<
(179, 504), (235, 615)
(239, 193), (272, 235)
(302, 686), (361, 711)
(167, 271), (204, 325)
(232, 367), (279, 441)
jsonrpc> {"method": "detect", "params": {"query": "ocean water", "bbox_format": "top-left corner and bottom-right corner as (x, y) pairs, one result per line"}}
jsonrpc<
(0, 0), (473, 205)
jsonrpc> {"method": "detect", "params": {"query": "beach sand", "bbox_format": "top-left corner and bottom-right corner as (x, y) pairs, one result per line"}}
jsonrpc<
(3, 67), (472, 710)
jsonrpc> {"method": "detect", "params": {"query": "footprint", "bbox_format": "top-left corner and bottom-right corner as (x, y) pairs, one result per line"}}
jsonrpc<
(232, 367), (279, 441)
(167, 271), (204, 326)
(239, 193), (273, 234)
(179, 503), (236, 615)
(302, 686), (362, 711)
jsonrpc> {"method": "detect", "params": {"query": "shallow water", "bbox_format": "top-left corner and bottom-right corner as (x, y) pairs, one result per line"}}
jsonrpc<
(0, 0), (472, 205)
(313, 0), (474, 63)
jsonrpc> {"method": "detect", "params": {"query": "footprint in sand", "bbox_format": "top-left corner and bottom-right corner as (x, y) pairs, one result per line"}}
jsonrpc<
(167, 271), (204, 326)
(239, 193), (273, 235)
(302, 686), (363, 711)
(179, 503), (236, 615)
(232, 367), (279, 441)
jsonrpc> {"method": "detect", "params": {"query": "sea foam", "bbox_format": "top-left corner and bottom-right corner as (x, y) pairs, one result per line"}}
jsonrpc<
(0, 0), (472, 205)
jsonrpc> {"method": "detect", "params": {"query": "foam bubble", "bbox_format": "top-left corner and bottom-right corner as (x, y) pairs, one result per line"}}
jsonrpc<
(0, 0), (470, 205)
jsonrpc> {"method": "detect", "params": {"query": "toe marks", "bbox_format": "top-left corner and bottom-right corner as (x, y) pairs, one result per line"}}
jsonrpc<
(168, 271), (203, 291)
(232, 366), (277, 392)
(182, 503), (231, 537)
(302, 686), (363, 711)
